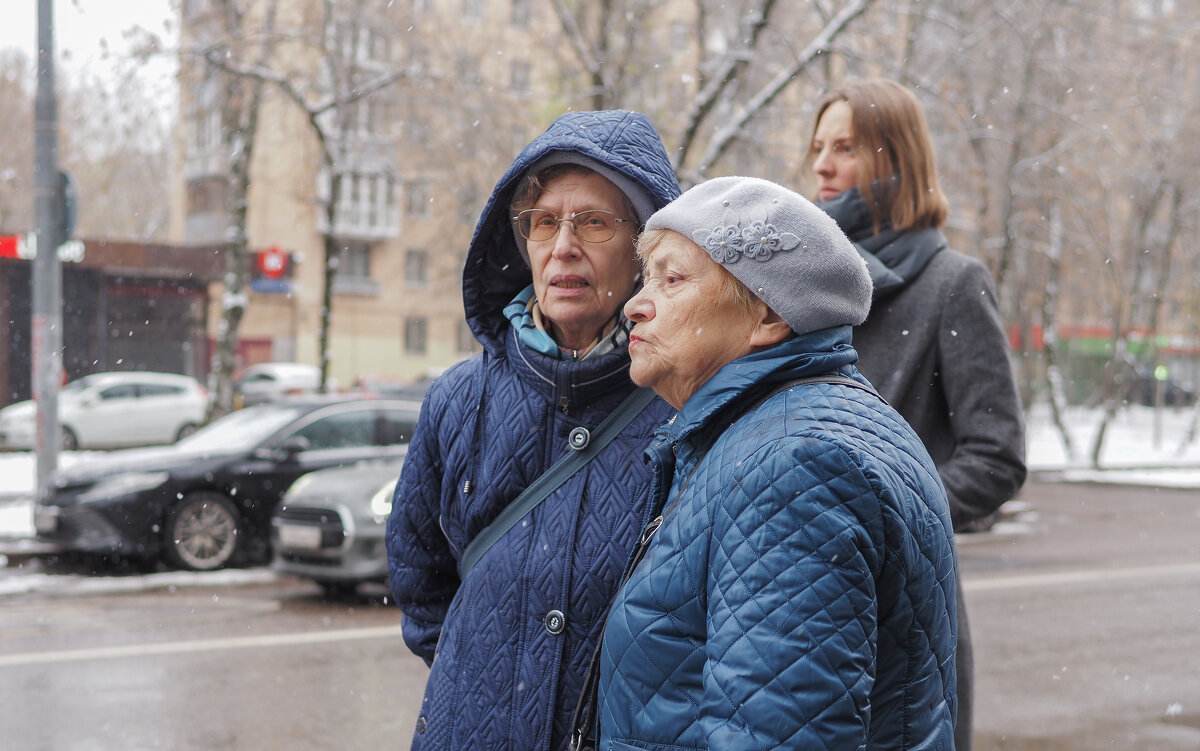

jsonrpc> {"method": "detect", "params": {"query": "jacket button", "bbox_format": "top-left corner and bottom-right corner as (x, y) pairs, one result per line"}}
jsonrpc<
(415, 716), (427, 734)
(545, 609), (566, 635)
(568, 427), (590, 450)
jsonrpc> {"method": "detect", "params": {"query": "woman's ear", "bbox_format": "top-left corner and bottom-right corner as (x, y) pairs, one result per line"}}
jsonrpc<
(748, 306), (793, 348)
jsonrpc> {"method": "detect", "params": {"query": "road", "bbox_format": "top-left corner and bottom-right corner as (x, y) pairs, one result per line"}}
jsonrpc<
(0, 477), (1198, 750)
(962, 478), (1200, 750)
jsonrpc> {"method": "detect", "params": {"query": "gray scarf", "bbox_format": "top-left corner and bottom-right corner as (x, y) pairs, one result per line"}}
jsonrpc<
(817, 185), (946, 299)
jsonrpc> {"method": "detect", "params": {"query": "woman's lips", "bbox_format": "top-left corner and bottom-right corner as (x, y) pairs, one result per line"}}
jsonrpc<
(549, 275), (590, 295)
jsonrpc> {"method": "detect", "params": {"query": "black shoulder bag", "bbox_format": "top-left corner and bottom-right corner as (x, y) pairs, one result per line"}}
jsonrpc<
(457, 386), (658, 581)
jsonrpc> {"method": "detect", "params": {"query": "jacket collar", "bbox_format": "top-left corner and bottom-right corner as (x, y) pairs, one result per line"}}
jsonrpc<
(649, 327), (861, 459)
(502, 323), (637, 410)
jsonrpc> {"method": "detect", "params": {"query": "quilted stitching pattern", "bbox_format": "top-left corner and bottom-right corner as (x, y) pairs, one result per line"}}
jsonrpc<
(597, 336), (957, 751)
(386, 109), (681, 751)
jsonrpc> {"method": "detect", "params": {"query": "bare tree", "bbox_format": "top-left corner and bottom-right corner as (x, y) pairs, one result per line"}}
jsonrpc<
(548, 0), (878, 185)
(201, 0), (412, 390)
(59, 67), (173, 241)
(0, 50), (171, 242)
(0, 52), (34, 233)
(181, 0), (281, 417)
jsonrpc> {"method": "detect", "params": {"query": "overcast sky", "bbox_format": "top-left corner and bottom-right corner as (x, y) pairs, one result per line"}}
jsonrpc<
(0, 0), (176, 95)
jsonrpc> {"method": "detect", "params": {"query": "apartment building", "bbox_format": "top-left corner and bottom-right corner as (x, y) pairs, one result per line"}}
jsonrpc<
(172, 0), (602, 385)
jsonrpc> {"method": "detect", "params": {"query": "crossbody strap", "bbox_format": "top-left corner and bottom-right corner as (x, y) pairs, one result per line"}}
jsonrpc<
(457, 386), (658, 581)
(567, 373), (881, 751)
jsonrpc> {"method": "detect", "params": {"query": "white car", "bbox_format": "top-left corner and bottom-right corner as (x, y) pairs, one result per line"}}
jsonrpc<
(234, 362), (325, 408)
(0, 371), (209, 451)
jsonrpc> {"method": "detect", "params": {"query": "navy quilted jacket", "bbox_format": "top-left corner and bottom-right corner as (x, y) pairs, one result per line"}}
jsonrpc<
(597, 328), (958, 751)
(386, 110), (680, 751)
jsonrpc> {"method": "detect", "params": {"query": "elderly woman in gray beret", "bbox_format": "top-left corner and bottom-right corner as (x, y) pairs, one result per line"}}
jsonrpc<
(575, 176), (959, 751)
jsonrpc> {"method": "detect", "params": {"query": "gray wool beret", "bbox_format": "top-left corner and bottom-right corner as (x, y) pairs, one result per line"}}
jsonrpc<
(644, 176), (872, 335)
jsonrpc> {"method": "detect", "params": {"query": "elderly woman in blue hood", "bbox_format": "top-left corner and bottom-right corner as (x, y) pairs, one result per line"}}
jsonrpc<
(386, 110), (680, 751)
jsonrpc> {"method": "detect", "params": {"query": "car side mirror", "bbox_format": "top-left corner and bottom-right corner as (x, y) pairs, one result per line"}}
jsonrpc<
(276, 436), (311, 461)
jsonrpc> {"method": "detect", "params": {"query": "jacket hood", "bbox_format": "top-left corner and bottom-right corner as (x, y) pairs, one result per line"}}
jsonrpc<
(462, 110), (681, 355)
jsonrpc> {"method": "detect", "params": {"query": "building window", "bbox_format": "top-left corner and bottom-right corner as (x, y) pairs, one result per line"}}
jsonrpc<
(459, 185), (480, 225)
(405, 249), (428, 287)
(343, 95), (396, 138)
(511, 0), (531, 26)
(406, 179), (431, 219)
(510, 61), (530, 93)
(405, 317), (427, 355)
(408, 45), (429, 76)
(186, 177), (226, 215)
(322, 171), (398, 237)
(339, 242), (371, 279)
(333, 241), (379, 295)
(191, 109), (220, 153)
(458, 320), (477, 354)
(456, 52), (481, 86)
(331, 20), (393, 66)
(670, 21), (691, 49)
(463, 0), (484, 23)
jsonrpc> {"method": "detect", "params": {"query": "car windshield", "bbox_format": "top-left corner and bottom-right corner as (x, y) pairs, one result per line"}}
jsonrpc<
(61, 375), (103, 394)
(174, 404), (307, 453)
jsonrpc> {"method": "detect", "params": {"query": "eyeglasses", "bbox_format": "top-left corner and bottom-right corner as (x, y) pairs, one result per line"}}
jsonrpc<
(513, 209), (636, 243)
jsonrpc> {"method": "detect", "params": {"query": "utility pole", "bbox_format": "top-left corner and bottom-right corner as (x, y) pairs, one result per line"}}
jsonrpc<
(33, 0), (63, 502)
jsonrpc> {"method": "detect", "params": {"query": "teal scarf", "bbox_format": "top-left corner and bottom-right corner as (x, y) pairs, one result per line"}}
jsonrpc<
(502, 285), (632, 361)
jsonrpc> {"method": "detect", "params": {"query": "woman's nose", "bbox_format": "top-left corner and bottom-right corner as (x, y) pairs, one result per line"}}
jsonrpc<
(813, 148), (833, 176)
(624, 289), (652, 321)
(550, 222), (582, 258)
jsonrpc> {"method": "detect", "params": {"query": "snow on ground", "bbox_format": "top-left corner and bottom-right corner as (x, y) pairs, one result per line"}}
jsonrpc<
(2, 403), (1200, 541)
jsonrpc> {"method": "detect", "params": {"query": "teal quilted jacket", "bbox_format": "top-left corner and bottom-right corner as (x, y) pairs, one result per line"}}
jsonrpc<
(597, 329), (958, 751)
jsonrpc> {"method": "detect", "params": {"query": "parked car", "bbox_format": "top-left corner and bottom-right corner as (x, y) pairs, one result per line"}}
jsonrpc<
(0, 371), (209, 451)
(352, 374), (434, 401)
(33, 395), (421, 571)
(234, 362), (324, 408)
(270, 453), (406, 596)
(1125, 374), (1196, 408)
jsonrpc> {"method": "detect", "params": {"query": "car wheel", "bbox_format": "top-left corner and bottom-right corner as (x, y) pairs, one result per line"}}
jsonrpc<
(164, 492), (242, 571)
(175, 422), (199, 442)
(61, 426), (78, 451)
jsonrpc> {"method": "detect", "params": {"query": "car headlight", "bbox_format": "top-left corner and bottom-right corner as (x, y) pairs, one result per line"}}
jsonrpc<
(369, 479), (398, 522)
(78, 471), (171, 503)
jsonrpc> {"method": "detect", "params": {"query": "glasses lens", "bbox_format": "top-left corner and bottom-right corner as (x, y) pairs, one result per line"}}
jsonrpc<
(519, 209), (559, 242)
(573, 210), (617, 243)
(516, 209), (623, 243)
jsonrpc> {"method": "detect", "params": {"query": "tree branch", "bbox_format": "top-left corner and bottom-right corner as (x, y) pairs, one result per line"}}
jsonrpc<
(688, 0), (875, 179)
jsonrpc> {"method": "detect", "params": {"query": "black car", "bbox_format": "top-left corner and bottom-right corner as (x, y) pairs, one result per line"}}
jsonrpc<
(33, 396), (420, 571)
(1125, 374), (1196, 408)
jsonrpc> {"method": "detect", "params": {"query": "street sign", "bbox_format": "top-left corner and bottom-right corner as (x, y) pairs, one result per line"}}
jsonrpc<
(0, 235), (20, 258)
(257, 245), (289, 279)
(0, 234), (84, 262)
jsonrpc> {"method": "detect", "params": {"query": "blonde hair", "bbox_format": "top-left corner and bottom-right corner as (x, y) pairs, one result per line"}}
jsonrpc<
(805, 78), (949, 232)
